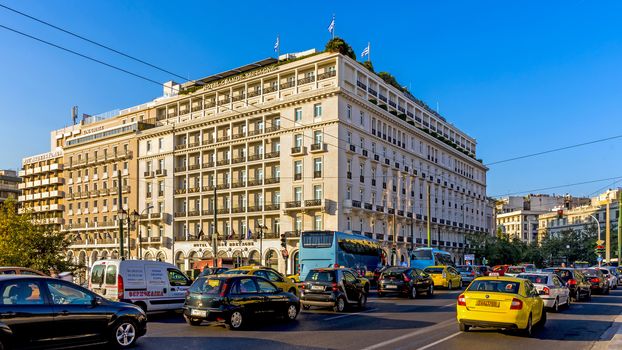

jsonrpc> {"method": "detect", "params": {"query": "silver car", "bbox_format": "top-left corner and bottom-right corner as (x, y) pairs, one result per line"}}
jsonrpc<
(517, 272), (570, 312)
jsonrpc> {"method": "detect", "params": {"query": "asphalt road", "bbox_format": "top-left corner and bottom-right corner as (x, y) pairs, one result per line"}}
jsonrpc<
(134, 287), (622, 350)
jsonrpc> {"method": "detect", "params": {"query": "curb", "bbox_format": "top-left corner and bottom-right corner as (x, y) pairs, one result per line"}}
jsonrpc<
(606, 313), (622, 349)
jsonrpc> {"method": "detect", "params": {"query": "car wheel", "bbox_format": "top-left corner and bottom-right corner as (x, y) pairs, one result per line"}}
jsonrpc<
(537, 309), (547, 329)
(458, 322), (470, 332)
(427, 285), (434, 297)
(111, 319), (138, 349)
(409, 287), (417, 299)
(185, 316), (202, 326)
(333, 297), (346, 312)
(358, 293), (367, 309)
(302, 304), (311, 310)
(285, 304), (298, 321)
(522, 314), (533, 337)
(228, 311), (245, 330)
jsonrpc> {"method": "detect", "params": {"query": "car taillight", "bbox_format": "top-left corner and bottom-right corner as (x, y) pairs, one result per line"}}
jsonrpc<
(332, 282), (339, 292)
(542, 287), (550, 295)
(457, 294), (466, 306)
(300, 283), (305, 290)
(567, 279), (577, 286)
(403, 274), (411, 283)
(510, 298), (523, 310)
(220, 283), (229, 297)
(471, 270), (476, 276)
(591, 277), (600, 283)
(117, 275), (124, 300)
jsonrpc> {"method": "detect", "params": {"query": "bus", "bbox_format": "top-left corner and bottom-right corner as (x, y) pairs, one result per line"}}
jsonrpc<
(410, 248), (454, 269)
(299, 231), (381, 281)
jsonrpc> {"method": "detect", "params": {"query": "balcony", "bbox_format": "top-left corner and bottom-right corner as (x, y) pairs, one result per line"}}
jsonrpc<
(217, 135), (230, 142)
(347, 145), (356, 154)
(318, 70), (336, 80)
(144, 171), (154, 178)
(310, 143), (326, 153)
(174, 165), (187, 172)
(247, 178), (262, 186)
(264, 177), (280, 185)
(188, 141), (200, 148)
(285, 201), (302, 209)
(174, 188), (187, 195)
(247, 154), (263, 161)
(188, 187), (201, 193)
(155, 169), (167, 177)
(174, 212), (186, 218)
(216, 183), (230, 190)
(264, 151), (280, 159)
(231, 132), (246, 140)
(264, 203), (280, 211)
(375, 205), (384, 213)
(122, 186), (131, 193)
(280, 81), (295, 89)
(247, 205), (262, 212)
(352, 200), (362, 208)
(188, 210), (200, 217)
(248, 129), (263, 137)
(231, 207), (245, 214)
(216, 159), (230, 166)
(305, 199), (322, 207)
(217, 208), (230, 214)
(291, 146), (306, 156)
(175, 144), (187, 151)
(232, 156), (246, 164)
(265, 126), (280, 133)
(364, 203), (373, 210)
(231, 181), (245, 189)
(297, 76), (315, 85)
(188, 164), (201, 171)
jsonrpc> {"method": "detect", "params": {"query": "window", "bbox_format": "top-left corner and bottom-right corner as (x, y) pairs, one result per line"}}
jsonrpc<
(48, 281), (93, 305)
(158, 138), (164, 150)
(346, 104), (352, 120)
(314, 103), (322, 118)
(294, 187), (303, 202)
(314, 215), (323, 230)
(168, 269), (190, 286)
(360, 111), (365, 125)
(294, 134), (303, 148)
(314, 185), (322, 200)
(235, 278), (258, 294)
(0, 280), (44, 305)
(294, 108), (302, 122)
(314, 130), (323, 144)
(146, 141), (152, 152)
(314, 158), (322, 177)
(294, 160), (302, 177)
(257, 279), (277, 293)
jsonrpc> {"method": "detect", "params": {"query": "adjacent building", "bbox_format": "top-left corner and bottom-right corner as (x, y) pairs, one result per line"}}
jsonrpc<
(0, 170), (20, 204)
(20, 48), (489, 274)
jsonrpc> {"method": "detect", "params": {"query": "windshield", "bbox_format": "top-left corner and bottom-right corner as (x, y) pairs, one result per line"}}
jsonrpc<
(189, 277), (224, 295)
(518, 274), (548, 284)
(424, 267), (444, 274)
(413, 250), (433, 260)
(507, 267), (524, 274)
(492, 266), (506, 272)
(468, 280), (520, 294)
(457, 266), (472, 273)
(305, 270), (335, 282)
(543, 268), (572, 281)
(382, 268), (407, 278)
(222, 269), (250, 275)
(582, 269), (599, 277)
(90, 265), (105, 285)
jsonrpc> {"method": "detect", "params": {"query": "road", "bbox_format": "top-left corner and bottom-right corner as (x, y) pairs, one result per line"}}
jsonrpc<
(134, 287), (622, 350)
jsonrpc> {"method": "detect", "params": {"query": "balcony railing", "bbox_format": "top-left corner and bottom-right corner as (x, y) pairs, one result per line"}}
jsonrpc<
(248, 179), (263, 186)
(305, 199), (322, 207)
(264, 151), (280, 159)
(264, 177), (280, 184)
(318, 70), (336, 80)
(264, 203), (280, 211)
(248, 154), (263, 161)
(285, 201), (302, 208)
(297, 76), (315, 85)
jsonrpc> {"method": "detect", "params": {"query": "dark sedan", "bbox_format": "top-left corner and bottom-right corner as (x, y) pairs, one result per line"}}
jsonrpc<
(183, 275), (300, 330)
(582, 268), (609, 295)
(377, 267), (434, 298)
(543, 267), (591, 301)
(0, 275), (147, 349)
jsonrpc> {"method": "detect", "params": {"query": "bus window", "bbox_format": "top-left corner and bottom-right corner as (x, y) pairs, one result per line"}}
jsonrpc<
(413, 250), (432, 260)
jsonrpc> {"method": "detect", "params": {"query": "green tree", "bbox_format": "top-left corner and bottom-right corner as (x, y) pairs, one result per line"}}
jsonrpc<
(361, 60), (375, 73)
(0, 199), (72, 273)
(324, 37), (356, 60)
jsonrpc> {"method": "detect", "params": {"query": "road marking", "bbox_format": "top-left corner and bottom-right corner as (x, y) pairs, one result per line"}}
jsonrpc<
(361, 319), (454, 350)
(443, 302), (456, 307)
(415, 332), (461, 350)
(323, 308), (379, 321)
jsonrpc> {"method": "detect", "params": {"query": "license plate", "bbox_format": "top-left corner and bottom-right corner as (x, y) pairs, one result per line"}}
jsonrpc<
(385, 285), (397, 289)
(476, 300), (500, 307)
(190, 309), (207, 317)
(311, 285), (325, 291)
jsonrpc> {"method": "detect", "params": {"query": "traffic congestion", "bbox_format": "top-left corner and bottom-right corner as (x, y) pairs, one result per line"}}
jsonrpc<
(1, 230), (622, 349)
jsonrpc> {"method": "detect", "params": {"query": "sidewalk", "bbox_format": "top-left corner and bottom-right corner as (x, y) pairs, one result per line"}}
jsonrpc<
(607, 313), (622, 349)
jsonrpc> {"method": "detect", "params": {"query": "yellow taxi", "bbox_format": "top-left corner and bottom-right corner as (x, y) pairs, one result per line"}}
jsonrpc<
(287, 273), (300, 283)
(424, 266), (462, 289)
(223, 265), (299, 296)
(456, 276), (546, 336)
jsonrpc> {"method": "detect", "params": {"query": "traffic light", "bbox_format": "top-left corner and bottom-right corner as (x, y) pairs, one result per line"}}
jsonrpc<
(280, 234), (287, 248)
(556, 209), (564, 219)
(595, 245), (605, 255)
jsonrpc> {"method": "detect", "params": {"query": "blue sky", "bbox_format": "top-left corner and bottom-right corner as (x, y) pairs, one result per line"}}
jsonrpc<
(1, 0), (621, 198)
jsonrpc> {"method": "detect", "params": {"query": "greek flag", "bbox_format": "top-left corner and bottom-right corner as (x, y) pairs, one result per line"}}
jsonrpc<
(361, 43), (370, 58)
(274, 36), (279, 52)
(328, 16), (335, 34)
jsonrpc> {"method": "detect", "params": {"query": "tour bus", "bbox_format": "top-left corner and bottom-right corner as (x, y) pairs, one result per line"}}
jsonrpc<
(299, 231), (381, 281)
(410, 247), (454, 269)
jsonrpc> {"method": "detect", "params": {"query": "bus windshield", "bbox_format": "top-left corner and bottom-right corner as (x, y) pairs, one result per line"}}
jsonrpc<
(410, 248), (453, 269)
(413, 250), (433, 260)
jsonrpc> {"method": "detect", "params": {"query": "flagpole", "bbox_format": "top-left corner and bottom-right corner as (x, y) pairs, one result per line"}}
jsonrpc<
(368, 42), (370, 62)
(332, 14), (335, 39)
(277, 34), (280, 61)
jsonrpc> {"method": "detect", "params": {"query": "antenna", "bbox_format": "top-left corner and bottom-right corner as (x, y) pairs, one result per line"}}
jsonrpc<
(436, 101), (440, 113)
(71, 106), (78, 125)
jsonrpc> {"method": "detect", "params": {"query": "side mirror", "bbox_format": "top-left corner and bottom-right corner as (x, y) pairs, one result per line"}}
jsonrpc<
(92, 296), (103, 306)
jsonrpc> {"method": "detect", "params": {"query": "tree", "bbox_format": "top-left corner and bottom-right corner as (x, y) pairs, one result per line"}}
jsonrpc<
(361, 60), (375, 73)
(0, 199), (72, 273)
(324, 37), (356, 60)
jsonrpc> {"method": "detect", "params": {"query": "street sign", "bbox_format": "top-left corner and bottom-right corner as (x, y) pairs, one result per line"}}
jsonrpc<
(597, 240), (605, 245)
(597, 256), (603, 262)
(464, 254), (475, 261)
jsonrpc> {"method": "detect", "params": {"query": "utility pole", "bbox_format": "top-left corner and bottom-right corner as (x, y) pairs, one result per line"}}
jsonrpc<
(117, 171), (124, 258)
(393, 202), (397, 265)
(426, 182), (431, 247)
(618, 191), (622, 265)
(213, 186), (218, 268)
(607, 200), (611, 263)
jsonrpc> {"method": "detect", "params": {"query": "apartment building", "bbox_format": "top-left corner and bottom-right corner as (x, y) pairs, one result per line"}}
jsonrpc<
(20, 48), (488, 275)
(0, 170), (20, 204)
(18, 151), (64, 229)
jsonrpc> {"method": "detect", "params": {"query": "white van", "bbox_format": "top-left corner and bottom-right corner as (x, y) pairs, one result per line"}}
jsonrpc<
(89, 259), (192, 312)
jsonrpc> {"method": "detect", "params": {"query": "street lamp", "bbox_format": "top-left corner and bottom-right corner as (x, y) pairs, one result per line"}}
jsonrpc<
(118, 208), (128, 259)
(133, 205), (153, 259)
(256, 224), (268, 266)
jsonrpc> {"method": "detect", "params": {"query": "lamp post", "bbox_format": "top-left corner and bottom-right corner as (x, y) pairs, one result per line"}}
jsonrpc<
(590, 214), (602, 267)
(460, 199), (475, 264)
(133, 205), (153, 259)
(118, 208), (128, 259)
(257, 224), (268, 266)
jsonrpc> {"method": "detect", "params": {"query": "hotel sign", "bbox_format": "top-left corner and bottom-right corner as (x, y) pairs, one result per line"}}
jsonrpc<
(22, 150), (63, 165)
(201, 65), (279, 90)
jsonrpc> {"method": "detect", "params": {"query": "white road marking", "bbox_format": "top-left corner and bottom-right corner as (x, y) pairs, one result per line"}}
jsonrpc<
(323, 308), (379, 321)
(415, 332), (461, 350)
(361, 319), (455, 350)
(443, 302), (456, 307)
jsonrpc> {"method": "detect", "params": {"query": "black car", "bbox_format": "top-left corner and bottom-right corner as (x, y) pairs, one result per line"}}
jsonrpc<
(183, 275), (300, 330)
(543, 267), (591, 301)
(300, 268), (367, 312)
(377, 267), (434, 298)
(581, 268), (609, 295)
(0, 275), (147, 349)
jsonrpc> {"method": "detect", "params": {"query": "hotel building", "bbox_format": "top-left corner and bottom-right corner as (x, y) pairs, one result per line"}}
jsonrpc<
(20, 49), (489, 275)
